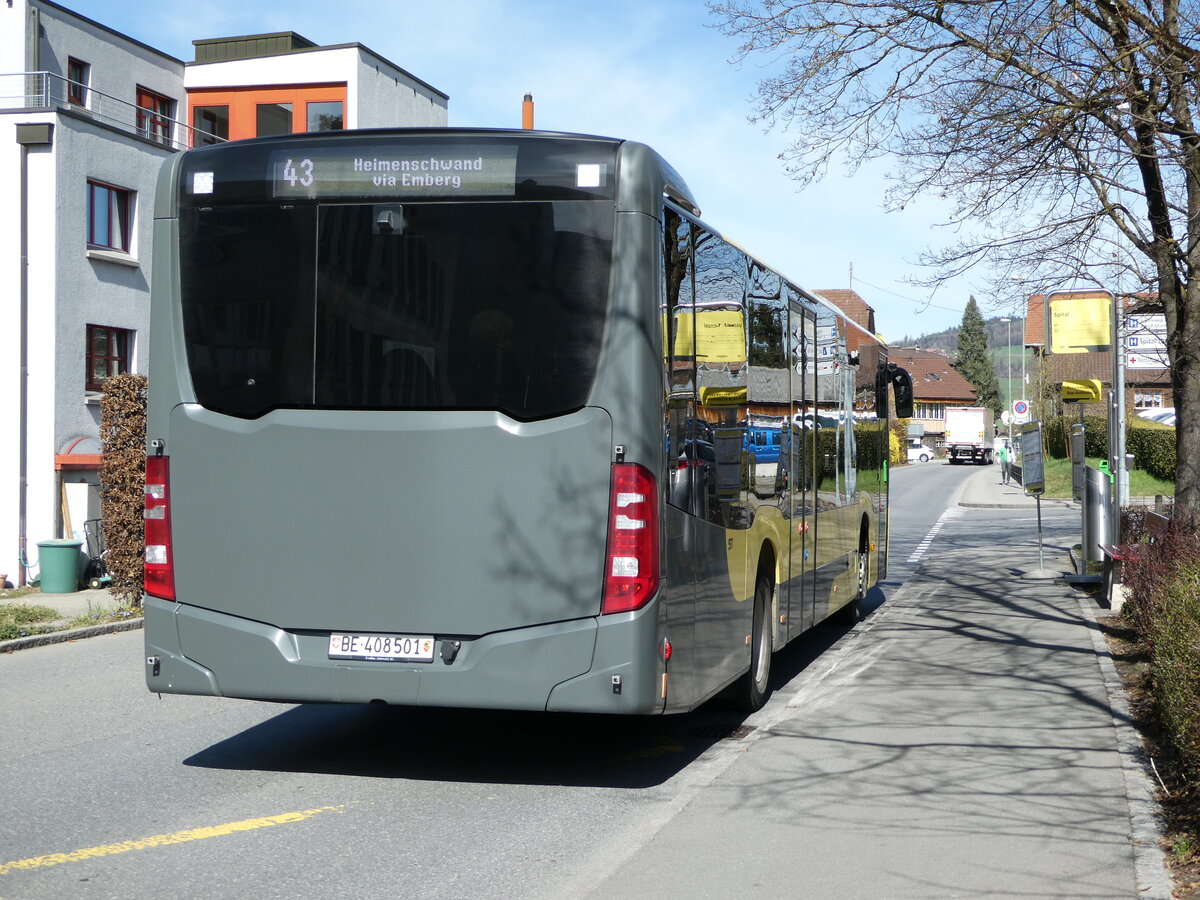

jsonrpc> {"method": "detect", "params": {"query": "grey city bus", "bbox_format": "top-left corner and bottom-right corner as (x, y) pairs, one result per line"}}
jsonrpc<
(143, 129), (913, 714)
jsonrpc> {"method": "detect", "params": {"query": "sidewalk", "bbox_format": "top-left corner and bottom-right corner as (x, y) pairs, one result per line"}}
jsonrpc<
(581, 465), (1172, 899)
(957, 463), (1078, 510)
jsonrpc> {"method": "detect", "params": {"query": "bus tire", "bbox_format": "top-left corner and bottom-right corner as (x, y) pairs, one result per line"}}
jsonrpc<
(836, 548), (866, 625)
(739, 571), (774, 711)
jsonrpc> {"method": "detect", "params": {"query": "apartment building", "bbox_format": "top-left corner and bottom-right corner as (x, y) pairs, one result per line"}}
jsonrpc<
(1, 0), (447, 586)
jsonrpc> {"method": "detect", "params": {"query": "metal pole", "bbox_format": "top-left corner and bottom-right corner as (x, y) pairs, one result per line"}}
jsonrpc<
(1020, 311), (1026, 415)
(1036, 495), (1046, 571)
(1110, 291), (1125, 545)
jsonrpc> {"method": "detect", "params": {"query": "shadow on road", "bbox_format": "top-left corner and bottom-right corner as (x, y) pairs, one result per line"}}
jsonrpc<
(182, 614), (859, 789)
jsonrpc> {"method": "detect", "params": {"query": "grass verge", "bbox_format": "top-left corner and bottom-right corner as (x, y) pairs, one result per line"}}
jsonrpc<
(1038, 456), (1175, 500)
(0, 587), (142, 641)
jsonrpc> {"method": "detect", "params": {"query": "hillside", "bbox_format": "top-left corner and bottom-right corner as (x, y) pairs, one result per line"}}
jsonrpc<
(896, 317), (1024, 354)
(897, 317), (1030, 408)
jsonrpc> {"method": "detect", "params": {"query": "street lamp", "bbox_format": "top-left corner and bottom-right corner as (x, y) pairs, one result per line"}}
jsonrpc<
(1001, 317), (1013, 410)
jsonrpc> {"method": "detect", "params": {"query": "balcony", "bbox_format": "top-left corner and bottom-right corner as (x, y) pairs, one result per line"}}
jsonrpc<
(0, 71), (221, 151)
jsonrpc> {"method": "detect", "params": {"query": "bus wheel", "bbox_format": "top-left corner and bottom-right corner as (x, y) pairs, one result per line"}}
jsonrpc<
(740, 572), (774, 711)
(836, 550), (865, 625)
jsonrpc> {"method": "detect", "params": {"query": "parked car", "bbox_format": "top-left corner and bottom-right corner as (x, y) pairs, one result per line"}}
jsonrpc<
(1138, 407), (1176, 426)
(907, 440), (932, 463)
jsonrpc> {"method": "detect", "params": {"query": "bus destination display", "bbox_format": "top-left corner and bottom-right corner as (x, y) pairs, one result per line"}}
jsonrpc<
(270, 145), (519, 199)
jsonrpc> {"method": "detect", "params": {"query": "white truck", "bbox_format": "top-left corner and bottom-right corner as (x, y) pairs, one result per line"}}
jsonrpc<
(944, 406), (995, 465)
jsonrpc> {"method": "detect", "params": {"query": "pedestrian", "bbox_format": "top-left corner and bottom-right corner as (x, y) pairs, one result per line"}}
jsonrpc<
(999, 440), (1011, 485)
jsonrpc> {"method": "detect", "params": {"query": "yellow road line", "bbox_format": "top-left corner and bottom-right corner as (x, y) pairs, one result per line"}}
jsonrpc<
(0, 806), (346, 875)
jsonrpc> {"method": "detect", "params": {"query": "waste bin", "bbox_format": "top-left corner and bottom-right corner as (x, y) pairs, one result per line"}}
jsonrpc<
(1081, 466), (1113, 569)
(37, 539), (83, 593)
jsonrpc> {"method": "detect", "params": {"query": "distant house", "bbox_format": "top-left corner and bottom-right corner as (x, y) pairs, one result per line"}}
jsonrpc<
(1023, 291), (1172, 415)
(1, 0), (447, 586)
(887, 348), (979, 450)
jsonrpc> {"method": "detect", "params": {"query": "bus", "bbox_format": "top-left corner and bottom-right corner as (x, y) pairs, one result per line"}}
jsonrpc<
(142, 129), (913, 714)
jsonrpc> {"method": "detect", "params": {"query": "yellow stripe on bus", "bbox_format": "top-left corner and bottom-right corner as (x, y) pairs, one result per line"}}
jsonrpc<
(0, 806), (346, 875)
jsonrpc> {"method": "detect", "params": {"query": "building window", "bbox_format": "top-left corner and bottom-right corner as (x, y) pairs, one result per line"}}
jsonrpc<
(86, 325), (132, 391)
(915, 402), (946, 419)
(67, 57), (89, 105)
(136, 86), (174, 144)
(192, 105), (229, 146)
(87, 181), (132, 252)
(257, 103), (293, 137)
(307, 100), (344, 132)
(1134, 390), (1165, 409)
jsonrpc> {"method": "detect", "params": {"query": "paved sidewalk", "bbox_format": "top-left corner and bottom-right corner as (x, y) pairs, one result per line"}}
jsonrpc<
(582, 466), (1172, 899)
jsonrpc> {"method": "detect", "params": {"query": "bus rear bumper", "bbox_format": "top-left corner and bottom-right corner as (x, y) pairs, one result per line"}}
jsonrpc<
(143, 595), (666, 714)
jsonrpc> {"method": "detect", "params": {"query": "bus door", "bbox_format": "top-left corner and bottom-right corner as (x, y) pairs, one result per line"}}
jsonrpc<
(788, 296), (819, 640)
(663, 209), (700, 704)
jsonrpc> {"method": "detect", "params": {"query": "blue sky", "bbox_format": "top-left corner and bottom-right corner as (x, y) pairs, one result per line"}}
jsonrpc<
(68, 0), (1000, 342)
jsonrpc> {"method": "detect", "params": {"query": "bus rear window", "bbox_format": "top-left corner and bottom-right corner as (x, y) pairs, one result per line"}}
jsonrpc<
(179, 201), (614, 419)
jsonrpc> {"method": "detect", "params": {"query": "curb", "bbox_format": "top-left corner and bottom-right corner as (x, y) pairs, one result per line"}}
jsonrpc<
(1080, 596), (1175, 898)
(0, 617), (143, 654)
(959, 497), (1078, 510)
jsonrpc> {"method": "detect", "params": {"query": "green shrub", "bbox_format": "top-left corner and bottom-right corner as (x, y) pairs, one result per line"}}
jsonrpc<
(1122, 520), (1200, 775)
(890, 417), (909, 467)
(1043, 413), (1176, 481)
(1127, 419), (1176, 481)
(99, 373), (148, 606)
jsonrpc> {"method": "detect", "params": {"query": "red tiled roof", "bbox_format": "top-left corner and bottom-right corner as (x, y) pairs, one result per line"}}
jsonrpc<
(888, 347), (978, 402)
(816, 289), (876, 351)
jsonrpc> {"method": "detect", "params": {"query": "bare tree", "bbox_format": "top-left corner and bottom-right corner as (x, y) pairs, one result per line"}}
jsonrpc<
(711, 0), (1200, 514)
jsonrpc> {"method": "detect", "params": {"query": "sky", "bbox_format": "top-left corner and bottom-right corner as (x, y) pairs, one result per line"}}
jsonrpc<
(67, 0), (1012, 343)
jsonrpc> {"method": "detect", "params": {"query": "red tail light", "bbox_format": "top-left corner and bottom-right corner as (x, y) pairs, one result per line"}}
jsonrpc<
(601, 463), (660, 614)
(144, 455), (176, 601)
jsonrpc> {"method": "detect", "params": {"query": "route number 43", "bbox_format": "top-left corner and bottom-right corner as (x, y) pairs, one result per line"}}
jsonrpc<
(282, 158), (314, 188)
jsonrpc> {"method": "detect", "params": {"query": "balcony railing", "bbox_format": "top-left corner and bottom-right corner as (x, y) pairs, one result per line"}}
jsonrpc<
(0, 71), (222, 151)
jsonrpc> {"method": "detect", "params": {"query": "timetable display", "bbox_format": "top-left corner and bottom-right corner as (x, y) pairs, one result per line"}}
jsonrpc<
(269, 145), (519, 199)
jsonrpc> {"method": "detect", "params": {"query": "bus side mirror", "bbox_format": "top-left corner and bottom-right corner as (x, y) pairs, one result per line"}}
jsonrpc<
(889, 364), (914, 418)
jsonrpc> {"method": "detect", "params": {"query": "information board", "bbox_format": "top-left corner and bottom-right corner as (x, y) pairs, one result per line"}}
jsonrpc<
(1126, 313), (1169, 369)
(1020, 421), (1045, 495)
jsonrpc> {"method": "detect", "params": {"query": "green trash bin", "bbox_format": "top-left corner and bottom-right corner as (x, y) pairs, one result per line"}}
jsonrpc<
(37, 539), (84, 594)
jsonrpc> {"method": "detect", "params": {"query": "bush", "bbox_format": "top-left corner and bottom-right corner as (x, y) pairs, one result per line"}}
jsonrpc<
(99, 374), (148, 606)
(1043, 413), (1176, 481)
(890, 417), (909, 467)
(1127, 420), (1177, 481)
(1122, 519), (1200, 775)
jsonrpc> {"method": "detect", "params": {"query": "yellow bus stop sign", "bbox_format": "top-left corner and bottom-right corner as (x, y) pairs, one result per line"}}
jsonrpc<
(1061, 379), (1103, 402)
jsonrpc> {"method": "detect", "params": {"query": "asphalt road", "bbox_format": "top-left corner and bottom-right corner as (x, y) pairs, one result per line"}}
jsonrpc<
(0, 462), (1158, 899)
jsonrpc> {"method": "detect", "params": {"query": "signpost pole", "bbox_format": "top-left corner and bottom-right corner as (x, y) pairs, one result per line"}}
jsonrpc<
(1110, 293), (1126, 546)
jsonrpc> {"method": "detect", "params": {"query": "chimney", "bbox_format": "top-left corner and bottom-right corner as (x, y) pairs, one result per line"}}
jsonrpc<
(522, 93), (534, 130)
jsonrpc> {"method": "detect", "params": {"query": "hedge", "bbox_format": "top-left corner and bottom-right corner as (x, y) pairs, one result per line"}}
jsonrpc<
(1042, 413), (1176, 481)
(99, 373), (147, 605)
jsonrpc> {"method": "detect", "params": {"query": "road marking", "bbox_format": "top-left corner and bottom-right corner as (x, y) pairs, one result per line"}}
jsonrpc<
(906, 509), (961, 563)
(0, 806), (346, 875)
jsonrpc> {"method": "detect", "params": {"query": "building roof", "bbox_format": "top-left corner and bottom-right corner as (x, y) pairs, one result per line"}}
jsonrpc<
(815, 289), (876, 351)
(888, 348), (978, 402)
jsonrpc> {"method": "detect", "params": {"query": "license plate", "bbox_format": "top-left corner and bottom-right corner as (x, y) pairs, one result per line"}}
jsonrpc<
(328, 633), (435, 662)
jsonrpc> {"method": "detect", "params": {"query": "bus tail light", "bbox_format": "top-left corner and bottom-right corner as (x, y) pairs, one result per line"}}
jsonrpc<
(601, 463), (660, 615)
(144, 455), (176, 601)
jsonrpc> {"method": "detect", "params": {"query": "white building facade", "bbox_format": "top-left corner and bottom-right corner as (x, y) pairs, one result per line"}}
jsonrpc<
(1, 0), (447, 587)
